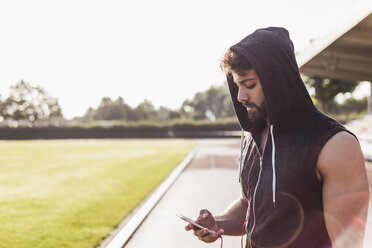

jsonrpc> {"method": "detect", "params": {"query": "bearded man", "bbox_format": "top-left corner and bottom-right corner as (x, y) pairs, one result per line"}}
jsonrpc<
(185, 27), (369, 248)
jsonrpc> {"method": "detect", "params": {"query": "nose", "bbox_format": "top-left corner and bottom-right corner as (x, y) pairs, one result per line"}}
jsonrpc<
(237, 86), (249, 103)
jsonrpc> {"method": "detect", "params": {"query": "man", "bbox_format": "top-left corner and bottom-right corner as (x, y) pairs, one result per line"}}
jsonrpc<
(184, 27), (369, 247)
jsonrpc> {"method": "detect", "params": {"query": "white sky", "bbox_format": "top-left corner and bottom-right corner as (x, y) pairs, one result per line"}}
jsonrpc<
(0, 0), (370, 119)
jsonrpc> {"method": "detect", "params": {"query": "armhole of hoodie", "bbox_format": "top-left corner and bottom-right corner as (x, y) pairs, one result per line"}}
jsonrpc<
(309, 121), (354, 186)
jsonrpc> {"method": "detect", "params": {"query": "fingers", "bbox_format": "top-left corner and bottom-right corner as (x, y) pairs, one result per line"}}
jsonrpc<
(193, 228), (208, 237)
(184, 223), (194, 231)
(183, 209), (222, 244)
(196, 209), (216, 228)
(193, 228), (224, 243)
(197, 209), (211, 221)
(199, 209), (209, 218)
(217, 228), (224, 236)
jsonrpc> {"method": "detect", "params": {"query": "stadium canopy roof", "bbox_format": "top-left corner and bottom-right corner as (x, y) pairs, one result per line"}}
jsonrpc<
(297, 1), (372, 82)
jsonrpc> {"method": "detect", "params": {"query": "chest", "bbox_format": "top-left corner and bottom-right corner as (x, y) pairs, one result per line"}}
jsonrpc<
(240, 134), (320, 199)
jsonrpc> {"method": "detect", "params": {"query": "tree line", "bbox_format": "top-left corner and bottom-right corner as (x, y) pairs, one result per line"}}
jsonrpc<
(0, 78), (368, 127)
(76, 83), (235, 123)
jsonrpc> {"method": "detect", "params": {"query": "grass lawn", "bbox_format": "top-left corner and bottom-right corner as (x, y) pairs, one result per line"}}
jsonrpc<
(0, 139), (195, 248)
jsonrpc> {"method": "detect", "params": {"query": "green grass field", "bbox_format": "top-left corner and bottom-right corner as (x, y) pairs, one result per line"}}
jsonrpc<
(0, 139), (195, 248)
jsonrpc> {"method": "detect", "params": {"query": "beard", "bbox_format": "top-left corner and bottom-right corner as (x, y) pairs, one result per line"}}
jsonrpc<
(242, 100), (267, 123)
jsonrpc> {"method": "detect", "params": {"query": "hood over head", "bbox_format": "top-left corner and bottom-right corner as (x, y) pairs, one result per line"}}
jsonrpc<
(227, 27), (316, 135)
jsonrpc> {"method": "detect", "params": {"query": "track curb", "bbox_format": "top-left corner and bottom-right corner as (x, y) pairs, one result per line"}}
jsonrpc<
(105, 146), (198, 248)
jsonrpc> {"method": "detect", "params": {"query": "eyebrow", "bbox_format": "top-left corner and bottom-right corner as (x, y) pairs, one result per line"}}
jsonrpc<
(238, 78), (256, 85)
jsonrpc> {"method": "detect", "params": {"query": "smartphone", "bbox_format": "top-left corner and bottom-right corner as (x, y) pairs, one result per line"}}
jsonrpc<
(176, 213), (216, 234)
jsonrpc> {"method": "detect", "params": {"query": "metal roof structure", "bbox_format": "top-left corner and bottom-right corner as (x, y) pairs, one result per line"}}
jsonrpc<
(296, 0), (372, 112)
(297, 1), (372, 82)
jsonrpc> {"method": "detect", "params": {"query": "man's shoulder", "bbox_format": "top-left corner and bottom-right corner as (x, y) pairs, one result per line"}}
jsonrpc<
(322, 131), (358, 155)
(317, 131), (364, 176)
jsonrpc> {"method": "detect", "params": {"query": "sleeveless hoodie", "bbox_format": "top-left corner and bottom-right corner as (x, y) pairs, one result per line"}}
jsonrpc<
(227, 27), (354, 248)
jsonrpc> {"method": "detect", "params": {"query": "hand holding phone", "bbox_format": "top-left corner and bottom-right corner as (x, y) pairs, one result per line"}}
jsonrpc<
(176, 213), (217, 234)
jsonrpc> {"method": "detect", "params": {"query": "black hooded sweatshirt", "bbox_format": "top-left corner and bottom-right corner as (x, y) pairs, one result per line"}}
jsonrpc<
(227, 27), (354, 248)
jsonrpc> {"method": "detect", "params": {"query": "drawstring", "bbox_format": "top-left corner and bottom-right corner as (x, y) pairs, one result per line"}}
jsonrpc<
(270, 125), (277, 208)
(239, 125), (277, 207)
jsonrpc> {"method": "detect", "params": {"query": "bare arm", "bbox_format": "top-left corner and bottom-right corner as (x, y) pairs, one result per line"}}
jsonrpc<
(317, 131), (369, 248)
(215, 192), (249, 236)
(185, 192), (248, 243)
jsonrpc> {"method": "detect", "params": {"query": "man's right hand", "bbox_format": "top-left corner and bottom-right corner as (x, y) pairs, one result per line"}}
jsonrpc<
(184, 209), (224, 243)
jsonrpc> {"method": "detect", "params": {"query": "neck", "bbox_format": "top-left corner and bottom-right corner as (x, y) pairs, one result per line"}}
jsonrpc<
(265, 118), (270, 129)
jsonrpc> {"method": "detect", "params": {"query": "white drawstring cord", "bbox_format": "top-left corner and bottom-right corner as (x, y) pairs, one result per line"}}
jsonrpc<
(270, 125), (277, 208)
(239, 129), (244, 183)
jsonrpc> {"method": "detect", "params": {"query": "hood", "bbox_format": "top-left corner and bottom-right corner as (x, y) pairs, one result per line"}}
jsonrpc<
(227, 27), (316, 135)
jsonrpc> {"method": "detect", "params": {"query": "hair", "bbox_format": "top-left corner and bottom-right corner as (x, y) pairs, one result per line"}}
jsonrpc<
(220, 49), (252, 77)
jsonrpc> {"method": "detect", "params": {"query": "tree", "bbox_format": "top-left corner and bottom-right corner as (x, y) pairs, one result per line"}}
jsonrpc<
(326, 97), (368, 116)
(156, 106), (180, 122)
(180, 83), (235, 121)
(80, 107), (95, 122)
(0, 95), (5, 122)
(1, 80), (63, 123)
(192, 92), (209, 120)
(305, 77), (359, 113)
(92, 96), (133, 121)
(180, 99), (195, 120)
(77, 82), (235, 123)
(205, 84), (234, 119)
(167, 109), (181, 120)
(134, 100), (157, 121)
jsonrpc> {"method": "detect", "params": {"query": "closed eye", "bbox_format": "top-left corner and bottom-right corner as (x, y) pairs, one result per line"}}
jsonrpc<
(245, 83), (256, 89)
